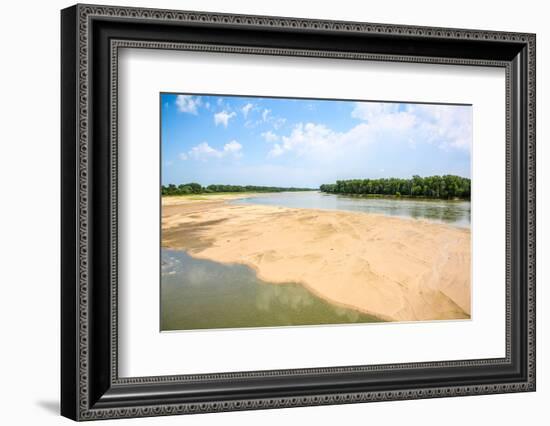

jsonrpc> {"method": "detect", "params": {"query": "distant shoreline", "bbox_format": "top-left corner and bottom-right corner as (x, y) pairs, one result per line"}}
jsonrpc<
(320, 175), (471, 200)
(161, 190), (317, 199)
(161, 191), (470, 201)
(161, 183), (315, 197)
(325, 193), (470, 202)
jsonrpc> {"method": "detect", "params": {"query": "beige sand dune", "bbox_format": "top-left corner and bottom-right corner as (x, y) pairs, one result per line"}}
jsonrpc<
(162, 195), (471, 322)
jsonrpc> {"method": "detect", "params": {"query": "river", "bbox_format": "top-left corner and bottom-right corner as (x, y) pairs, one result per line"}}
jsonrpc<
(161, 249), (380, 331)
(232, 191), (470, 228)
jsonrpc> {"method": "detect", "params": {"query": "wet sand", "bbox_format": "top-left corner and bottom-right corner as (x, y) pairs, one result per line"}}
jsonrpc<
(162, 195), (471, 322)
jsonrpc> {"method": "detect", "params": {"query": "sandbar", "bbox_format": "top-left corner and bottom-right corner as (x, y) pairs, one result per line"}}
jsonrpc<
(161, 194), (471, 322)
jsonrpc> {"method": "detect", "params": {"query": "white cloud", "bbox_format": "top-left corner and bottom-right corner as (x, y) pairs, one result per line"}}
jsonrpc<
(223, 140), (243, 157)
(241, 103), (254, 118)
(188, 141), (242, 161)
(179, 152), (188, 160)
(268, 102), (471, 159)
(273, 117), (287, 130)
(351, 102), (401, 121)
(406, 104), (472, 150)
(261, 130), (279, 142)
(214, 110), (237, 127)
(351, 102), (472, 151)
(175, 95), (201, 114)
(268, 122), (341, 158)
(189, 142), (222, 160)
(269, 144), (285, 157)
(257, 109), (285, 128)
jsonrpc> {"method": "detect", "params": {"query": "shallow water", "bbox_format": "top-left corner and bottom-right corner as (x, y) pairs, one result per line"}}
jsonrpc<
(233, 191), (470, 228)
(161, 249), (381, 331)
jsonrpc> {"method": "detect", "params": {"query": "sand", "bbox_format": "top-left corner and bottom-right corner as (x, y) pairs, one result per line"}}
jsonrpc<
(162, 195), (471, 322)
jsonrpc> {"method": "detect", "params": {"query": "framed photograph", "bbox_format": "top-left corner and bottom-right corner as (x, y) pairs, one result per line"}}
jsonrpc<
(61, 4), (536, 421)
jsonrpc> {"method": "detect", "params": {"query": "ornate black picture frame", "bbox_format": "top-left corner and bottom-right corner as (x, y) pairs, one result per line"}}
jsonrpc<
(61, 4), (536, 421)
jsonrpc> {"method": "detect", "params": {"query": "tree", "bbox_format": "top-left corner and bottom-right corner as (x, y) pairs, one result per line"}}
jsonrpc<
(319, 175), (470, 200)
(162, 183), (315, 196)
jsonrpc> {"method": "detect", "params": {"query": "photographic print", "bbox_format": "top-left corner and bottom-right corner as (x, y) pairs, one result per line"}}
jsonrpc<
(61, 7), (536, 418)
(160, 93), (472, 331)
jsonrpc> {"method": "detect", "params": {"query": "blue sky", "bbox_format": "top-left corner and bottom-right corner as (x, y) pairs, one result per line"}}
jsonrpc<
(161, 93), (471, 188)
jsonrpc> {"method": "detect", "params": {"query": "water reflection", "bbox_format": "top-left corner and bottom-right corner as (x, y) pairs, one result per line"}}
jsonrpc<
(233, 191), (470, 228)
(161, 249), (380, 331)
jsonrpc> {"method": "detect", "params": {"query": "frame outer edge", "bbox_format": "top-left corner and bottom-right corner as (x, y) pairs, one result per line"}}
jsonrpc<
(76, 2), (91, 420)
(527, 33), (536, 390)
(61, 4), (80, 421)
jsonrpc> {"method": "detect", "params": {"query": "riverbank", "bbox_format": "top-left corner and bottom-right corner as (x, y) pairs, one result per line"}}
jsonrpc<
(162, 195), (471, 322)
(162, 192), (271, 205)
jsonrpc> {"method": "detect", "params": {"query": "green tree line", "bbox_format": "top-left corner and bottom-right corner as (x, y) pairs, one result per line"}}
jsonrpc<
(319, 175), (471, 199)
(162, 183), (314, 196)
